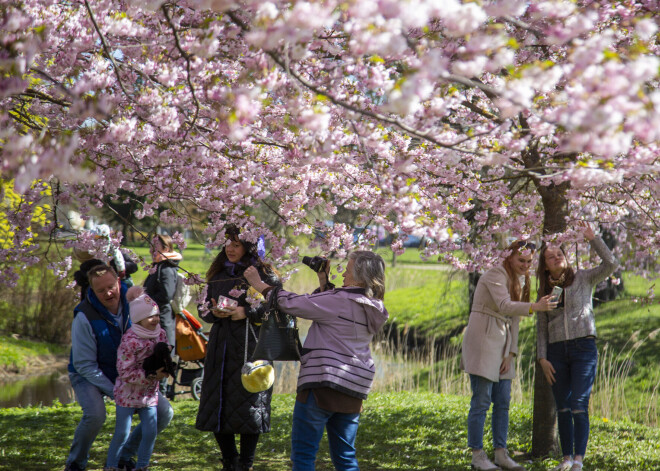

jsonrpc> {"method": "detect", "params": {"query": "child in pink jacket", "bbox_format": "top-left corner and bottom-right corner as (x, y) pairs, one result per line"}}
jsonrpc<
(105, 287), (170, 471)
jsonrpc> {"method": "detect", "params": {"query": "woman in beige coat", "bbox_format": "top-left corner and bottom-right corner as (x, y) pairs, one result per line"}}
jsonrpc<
(462, 241), (556, 471)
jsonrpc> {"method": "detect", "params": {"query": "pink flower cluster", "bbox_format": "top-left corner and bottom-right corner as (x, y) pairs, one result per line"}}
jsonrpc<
(0, 0), (658, 285)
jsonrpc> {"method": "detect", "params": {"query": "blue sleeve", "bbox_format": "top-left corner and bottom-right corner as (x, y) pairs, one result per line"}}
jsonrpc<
(71, 313), (115, 398)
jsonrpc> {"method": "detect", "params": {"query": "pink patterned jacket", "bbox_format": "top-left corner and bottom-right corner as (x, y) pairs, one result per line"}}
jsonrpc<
(113, 327), (169, 408)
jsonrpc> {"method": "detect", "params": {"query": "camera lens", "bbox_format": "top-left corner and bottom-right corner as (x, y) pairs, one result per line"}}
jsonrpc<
(302, 256), (326, 272)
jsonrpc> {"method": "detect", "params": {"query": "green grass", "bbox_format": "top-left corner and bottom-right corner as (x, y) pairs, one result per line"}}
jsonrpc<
(1, 393), (659, 470)
(0, 336), (68, 370)
(383, 269), (468, 337)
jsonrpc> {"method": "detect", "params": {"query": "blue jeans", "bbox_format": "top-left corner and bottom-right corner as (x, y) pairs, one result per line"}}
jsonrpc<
(291, 393), (361, 471)
(547, 337), (598, 458)
(106, 405), (158, 468)
(467, 375), (512, 450)
(66, 373), (174, 469)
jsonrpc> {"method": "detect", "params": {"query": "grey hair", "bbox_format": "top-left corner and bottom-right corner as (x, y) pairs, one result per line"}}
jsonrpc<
(349, 251), (386, 300)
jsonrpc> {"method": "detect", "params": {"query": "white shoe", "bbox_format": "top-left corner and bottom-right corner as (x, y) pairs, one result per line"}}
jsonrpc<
(551, 460), (573, 471)
(570, 462), (584, 471)
(471, 449), (501, 471)
(493, 449), (526, 471)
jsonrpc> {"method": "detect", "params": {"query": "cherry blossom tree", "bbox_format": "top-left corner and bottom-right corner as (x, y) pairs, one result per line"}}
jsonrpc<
(1, 0), (658, 454)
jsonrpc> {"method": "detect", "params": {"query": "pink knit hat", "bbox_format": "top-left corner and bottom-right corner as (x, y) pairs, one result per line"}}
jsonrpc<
(126, 286), (159, 324)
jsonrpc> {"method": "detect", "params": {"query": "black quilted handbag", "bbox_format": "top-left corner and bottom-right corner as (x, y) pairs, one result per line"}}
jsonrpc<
(251, 286), (302, 361)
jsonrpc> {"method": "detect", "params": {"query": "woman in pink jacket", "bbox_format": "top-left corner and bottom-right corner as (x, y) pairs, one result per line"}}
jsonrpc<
(461, 241), (556, 471)
(105, 287), (171, 471)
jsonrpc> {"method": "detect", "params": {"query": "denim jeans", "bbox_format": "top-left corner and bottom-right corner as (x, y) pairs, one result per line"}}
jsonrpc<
(106, 405), (158, 468)
(291, 393), (361, 471)
(66, 373), (173, 469)
(547, 337), (598, 457)
(467, 375), (512, 450)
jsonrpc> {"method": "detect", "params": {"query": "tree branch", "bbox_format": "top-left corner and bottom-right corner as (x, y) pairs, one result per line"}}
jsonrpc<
(83, 0), (131, 98)
(161, 4), (201, 132)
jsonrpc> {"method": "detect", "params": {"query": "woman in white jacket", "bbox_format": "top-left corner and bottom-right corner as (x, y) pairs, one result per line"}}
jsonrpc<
(462, 241), (556, 471)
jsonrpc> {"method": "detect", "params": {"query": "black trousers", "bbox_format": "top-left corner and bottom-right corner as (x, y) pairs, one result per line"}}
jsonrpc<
(214, 432), (260, 468)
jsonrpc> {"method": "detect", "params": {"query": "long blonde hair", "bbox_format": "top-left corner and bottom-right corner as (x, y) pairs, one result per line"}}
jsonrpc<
(502, 240), (534, 302)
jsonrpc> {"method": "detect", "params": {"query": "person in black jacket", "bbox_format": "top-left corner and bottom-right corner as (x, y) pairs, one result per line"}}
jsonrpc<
(195, 226), (280, 471)
(143, 233), (182, 394)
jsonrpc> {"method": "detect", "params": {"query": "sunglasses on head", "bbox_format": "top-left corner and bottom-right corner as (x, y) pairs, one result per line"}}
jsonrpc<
(513, 240), (536, 251)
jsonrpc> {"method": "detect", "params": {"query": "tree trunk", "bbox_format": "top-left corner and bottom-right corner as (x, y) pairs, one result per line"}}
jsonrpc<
(531, 181), (570, 457)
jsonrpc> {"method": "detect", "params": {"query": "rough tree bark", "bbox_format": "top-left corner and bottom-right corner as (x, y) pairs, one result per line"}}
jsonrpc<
(531, 179), (570, 457)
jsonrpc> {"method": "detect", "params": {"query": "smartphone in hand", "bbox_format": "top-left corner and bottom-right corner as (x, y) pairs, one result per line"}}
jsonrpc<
(550, 286), (563, 303)
(214, 295), (238, 313)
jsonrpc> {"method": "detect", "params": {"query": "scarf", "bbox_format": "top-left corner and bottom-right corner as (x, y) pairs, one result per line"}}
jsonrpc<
(549, 270), (567, 287)
(224, 260), (247, 276)
(132, 323), (162, 339)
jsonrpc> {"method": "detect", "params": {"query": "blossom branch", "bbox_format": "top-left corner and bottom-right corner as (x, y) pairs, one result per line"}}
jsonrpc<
(161, 4), (200, 132)
(83, 0), (131, 98)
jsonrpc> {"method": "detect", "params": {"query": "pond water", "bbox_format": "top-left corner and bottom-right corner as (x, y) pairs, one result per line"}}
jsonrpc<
(0, 368), (75, 408)
(1, 353), (412, 408)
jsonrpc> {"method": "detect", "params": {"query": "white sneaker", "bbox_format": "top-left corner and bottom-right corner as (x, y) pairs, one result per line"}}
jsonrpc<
(471, 449), (501, 471)
(551, 460), (574, 471)
(493, 449), (526, 471)
(570, 462), (584, 471)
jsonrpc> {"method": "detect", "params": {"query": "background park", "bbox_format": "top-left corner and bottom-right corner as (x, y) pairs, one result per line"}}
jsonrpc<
(1, 1), (659, 470)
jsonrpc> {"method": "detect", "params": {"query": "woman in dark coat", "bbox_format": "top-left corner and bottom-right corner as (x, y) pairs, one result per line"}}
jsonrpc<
(196, 226), (280, 471)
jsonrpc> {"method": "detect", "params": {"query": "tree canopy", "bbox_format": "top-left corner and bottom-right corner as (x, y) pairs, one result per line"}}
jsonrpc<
(1, 0), (658, 285)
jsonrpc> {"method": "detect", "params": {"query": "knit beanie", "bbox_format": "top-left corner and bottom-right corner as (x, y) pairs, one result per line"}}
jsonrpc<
(126, 286), (159, 324)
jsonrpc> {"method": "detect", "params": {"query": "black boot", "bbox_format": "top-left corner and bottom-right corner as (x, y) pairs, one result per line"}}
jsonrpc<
(221, 456), (240, 471)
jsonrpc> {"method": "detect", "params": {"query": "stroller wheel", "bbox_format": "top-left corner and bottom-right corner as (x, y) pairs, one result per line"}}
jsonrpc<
(191, 377), (203, 401)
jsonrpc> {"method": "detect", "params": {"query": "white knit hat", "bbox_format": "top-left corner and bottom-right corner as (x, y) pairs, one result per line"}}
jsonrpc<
(127, 286), (159, 324)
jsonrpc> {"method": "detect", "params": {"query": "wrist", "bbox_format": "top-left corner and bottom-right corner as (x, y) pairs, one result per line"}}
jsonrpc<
(529, 303), (535, 314)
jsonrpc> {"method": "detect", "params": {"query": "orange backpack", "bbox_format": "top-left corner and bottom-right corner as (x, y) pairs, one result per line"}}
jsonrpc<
(175, 309), (207, 361)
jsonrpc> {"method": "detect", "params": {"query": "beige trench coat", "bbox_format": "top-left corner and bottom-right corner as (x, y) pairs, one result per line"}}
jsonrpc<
(461, 265), (532, 382)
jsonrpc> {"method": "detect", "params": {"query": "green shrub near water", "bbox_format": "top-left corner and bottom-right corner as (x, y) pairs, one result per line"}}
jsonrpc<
(1, 393), (659, 470)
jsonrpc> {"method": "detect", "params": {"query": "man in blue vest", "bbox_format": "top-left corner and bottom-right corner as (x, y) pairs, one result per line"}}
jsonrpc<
(65, 264), (173, 471)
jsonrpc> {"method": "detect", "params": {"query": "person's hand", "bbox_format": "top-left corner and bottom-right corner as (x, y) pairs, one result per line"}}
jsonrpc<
(578, 220), (595, 241)
(500, 354), (513, 375)
(154, 367), (169, 381)
(226, 305), (246, 321)
(539, 359), (556, 385)
(317, 259), (331, 290)
(244, 266), (269, 293)
(533, 295), (559, 312)
(118, 270), (126, 280)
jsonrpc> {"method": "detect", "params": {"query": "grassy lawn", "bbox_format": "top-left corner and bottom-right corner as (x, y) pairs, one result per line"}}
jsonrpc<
(1, 393), (659, 470)
(0, 336), (68, 370)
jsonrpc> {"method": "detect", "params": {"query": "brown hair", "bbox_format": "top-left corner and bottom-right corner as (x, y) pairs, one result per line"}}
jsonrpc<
(206, 225), (275, 281)
(502, 240), (534, 302)
(86, 263), (119, 289)
(155, 234), (173, 253)
(536, 242), (575, 298)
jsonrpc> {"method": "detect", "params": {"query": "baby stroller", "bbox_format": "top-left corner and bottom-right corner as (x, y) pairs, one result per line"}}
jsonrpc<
(166, 309), (208, 401)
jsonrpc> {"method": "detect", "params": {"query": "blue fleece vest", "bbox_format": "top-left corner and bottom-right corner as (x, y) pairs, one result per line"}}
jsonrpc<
(67, 284), (131, 384)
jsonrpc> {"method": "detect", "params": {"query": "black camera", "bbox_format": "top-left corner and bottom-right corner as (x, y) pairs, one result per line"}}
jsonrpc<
(302, 256), (328, 273)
